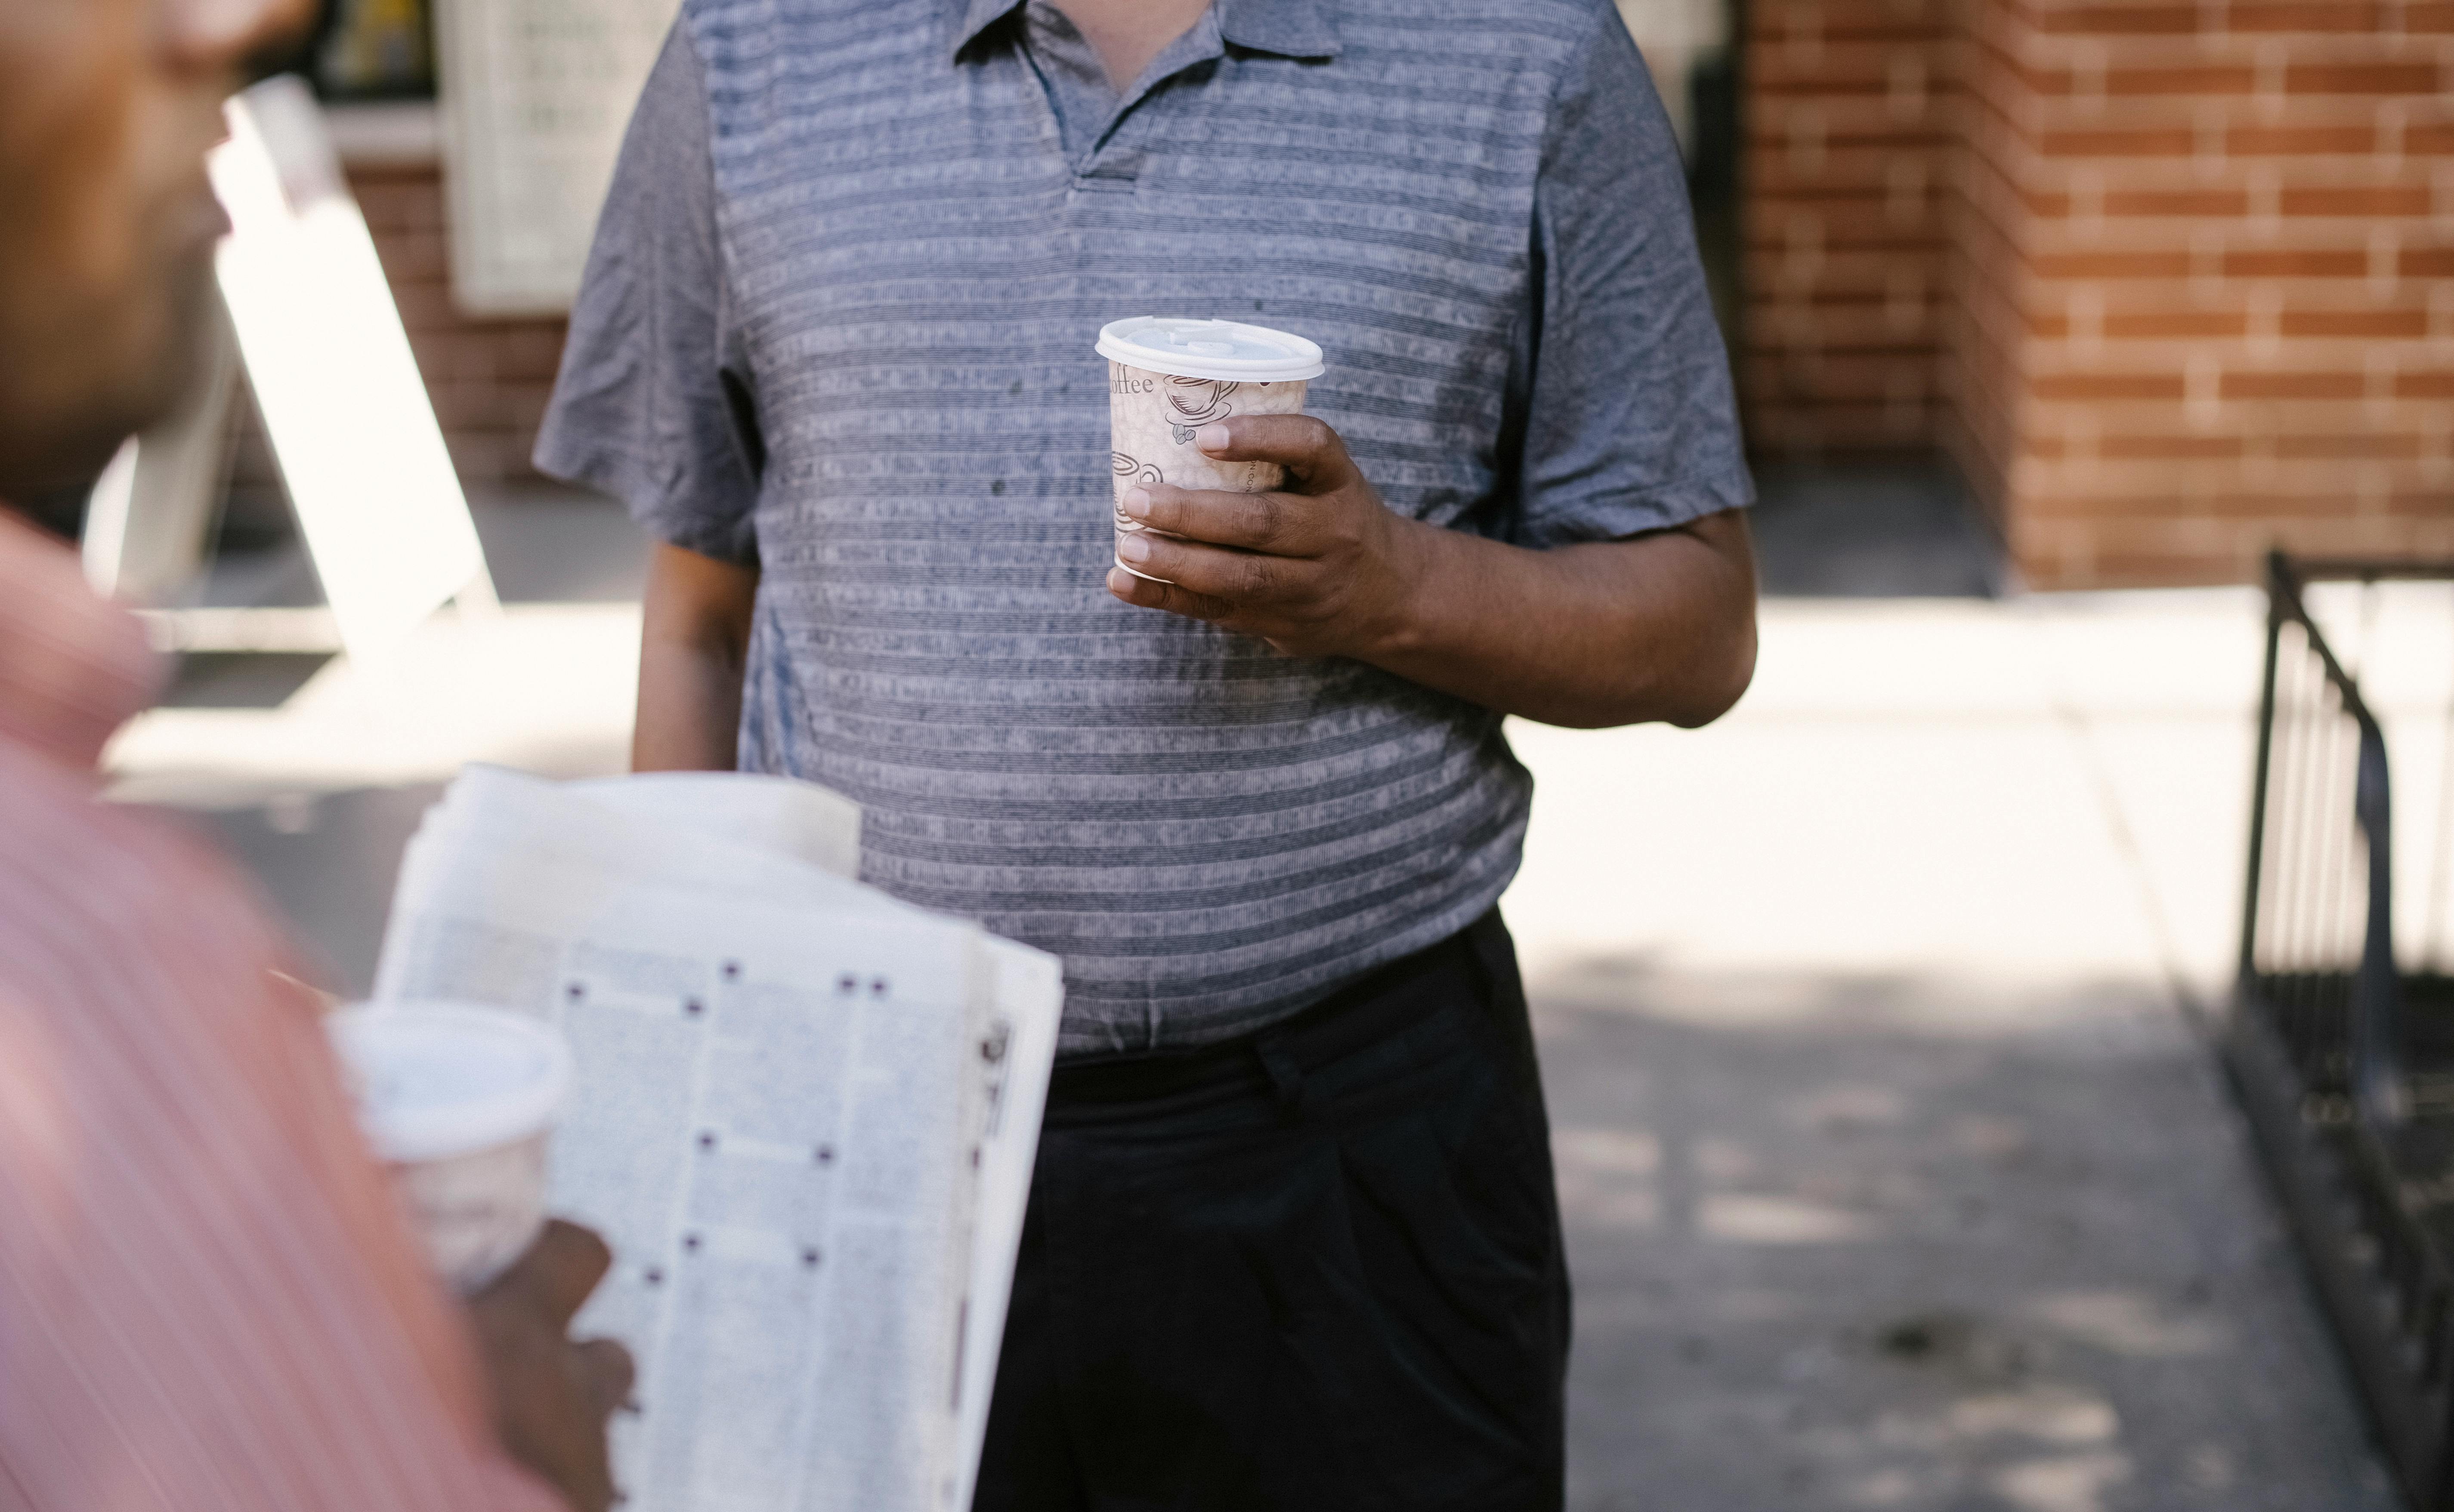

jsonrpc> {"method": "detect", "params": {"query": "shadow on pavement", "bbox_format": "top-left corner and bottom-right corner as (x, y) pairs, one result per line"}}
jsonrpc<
(1535, 958), (2395, 1512)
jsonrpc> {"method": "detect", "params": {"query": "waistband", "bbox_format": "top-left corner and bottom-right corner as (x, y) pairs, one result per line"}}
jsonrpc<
(1047, 912), (1497, 1115)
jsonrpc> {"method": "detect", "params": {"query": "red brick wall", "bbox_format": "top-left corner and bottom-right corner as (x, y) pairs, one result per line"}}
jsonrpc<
(1971, 0), (2454, 587)
(349, 163), (568, 486)
(1741, 0), (1956, 458)
(1940, 0), (2035, 538)
(1754, 0), (2454, 586)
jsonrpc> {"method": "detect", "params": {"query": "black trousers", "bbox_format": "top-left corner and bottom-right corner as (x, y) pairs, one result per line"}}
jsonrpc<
(975, 911), (1570, 1512)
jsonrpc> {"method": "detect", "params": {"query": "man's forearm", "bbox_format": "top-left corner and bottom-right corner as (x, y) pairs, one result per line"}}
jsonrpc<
(633, 634), (746, 771)
(1359, 510), (1758, 730)
(633, 542), (758, 772)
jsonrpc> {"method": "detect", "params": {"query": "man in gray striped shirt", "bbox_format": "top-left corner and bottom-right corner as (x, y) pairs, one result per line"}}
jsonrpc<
(541, 0), (1754, 1503)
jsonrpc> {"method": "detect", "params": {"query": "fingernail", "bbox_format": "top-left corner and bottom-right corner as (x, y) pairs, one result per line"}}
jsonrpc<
(1194, 425), (1229, 452)
(1124, 488), (1151, 519)
(1116, 532), (1152, 563)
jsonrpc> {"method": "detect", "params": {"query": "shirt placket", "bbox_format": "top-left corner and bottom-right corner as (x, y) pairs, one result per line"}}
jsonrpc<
(1024, 6), (1224, 200)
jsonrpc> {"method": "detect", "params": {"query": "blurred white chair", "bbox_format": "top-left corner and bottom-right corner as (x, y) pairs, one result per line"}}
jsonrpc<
(83, 74), (496, 665)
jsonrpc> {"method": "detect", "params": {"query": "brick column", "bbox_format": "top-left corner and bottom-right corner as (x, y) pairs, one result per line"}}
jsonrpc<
(1953, 0), (2454, 586)
(1939, 0), (2034, 541)
(1742, 0), (1956, 458)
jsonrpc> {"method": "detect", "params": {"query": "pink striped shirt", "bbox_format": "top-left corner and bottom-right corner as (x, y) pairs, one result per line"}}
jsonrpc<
(0, 512), (561, 1512)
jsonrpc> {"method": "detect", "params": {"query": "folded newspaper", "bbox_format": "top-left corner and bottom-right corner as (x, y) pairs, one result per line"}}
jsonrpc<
(369, 764), (1062, 1512)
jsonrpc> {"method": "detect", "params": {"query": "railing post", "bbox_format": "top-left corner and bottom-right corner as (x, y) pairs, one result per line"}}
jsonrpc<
(2354, 717), (2405, 1128)
(2240, 551), (2288, 991)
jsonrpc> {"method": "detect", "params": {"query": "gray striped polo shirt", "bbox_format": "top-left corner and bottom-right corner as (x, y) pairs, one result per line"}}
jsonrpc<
(537, 0), (1750, 1055)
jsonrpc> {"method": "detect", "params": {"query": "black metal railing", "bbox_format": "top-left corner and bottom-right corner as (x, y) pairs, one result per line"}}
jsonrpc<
(2242, 555), (2405, 1123)
(2230, 551), (2454, 1509)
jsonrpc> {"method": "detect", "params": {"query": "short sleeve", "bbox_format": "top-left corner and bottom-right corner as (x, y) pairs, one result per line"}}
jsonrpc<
(1512, 8), (1753, 548)
(534, 22), (763, 568)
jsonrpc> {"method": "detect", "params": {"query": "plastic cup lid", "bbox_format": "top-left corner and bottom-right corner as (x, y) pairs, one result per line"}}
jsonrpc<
(328, 1002), (572, 1163)
(1096, 317), (1324, 383)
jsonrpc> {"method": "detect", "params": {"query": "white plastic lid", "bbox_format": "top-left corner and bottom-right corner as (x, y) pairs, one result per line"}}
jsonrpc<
(328, 1002), (572, 1163)
(1096, 317), (1325, 383)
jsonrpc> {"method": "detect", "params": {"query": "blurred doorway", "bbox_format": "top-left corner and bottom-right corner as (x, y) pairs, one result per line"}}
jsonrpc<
(1616, 0), (1740, 338)
(1623, 0), (2005, 596)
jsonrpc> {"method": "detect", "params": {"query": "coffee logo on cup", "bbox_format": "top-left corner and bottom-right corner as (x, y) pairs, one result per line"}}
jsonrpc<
(1165, 377), (1240, 444)
(1111, 451), (1164, 531)
(1110, 372), (1156, 396)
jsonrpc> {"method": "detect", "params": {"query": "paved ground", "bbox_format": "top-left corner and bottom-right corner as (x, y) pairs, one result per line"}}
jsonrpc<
(104, 483), (2454, 1512)
(1539, 969), (2385, 1512)
(1504, 581), (2448, 1512)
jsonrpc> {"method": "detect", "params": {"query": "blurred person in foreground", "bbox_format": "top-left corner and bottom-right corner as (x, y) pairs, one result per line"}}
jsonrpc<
(0, 1), (630, 1508)
(543, 0), (1758, 1506)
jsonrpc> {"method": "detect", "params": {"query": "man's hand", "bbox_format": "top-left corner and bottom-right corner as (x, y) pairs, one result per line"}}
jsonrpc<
(467, 1221), (636, 1512)
(1106, 416), (1419, 659)
(1104, 414), (1759, 731)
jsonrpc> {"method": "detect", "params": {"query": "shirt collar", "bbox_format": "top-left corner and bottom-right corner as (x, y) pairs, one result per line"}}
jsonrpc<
(1217, 0), (1339, 59)
(950, 0), (1338, 62)
(949, 0), (1019, 58)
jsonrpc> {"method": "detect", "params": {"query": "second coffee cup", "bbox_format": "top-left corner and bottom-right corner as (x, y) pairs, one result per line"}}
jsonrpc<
(328, 1000), (572, 1294)
(1097, 316), (1326, 583)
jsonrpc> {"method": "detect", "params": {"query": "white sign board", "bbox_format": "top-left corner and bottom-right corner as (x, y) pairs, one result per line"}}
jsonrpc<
(209, 78), (493, 663)
(434, 0), (683, 315)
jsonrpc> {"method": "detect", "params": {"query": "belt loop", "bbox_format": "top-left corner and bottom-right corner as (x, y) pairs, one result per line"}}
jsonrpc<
(1254, 1036), (1308, 1118)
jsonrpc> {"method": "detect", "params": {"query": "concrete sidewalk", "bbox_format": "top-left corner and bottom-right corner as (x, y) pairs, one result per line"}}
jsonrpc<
(105, 505), (2454, 1511)
(1511, 583), (2452, 1511)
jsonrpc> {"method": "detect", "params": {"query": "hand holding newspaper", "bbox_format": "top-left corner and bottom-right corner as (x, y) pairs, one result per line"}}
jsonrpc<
(370, 765), (1061, 1512)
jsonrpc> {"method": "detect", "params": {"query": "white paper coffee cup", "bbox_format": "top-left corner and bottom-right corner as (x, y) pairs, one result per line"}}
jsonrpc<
(328, 1002), (572, 1294)
(1097, 317), (1326, 582)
